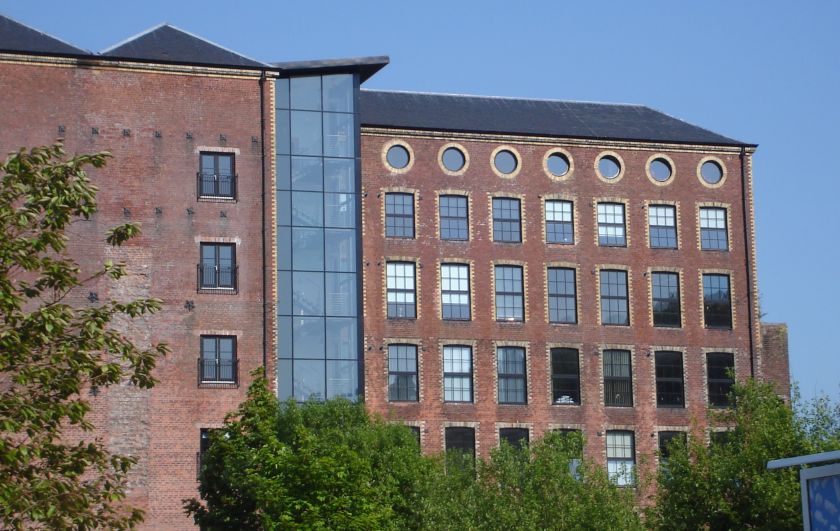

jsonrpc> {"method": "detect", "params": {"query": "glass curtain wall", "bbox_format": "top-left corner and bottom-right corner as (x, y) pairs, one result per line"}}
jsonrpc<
(276, 74), (361, 401)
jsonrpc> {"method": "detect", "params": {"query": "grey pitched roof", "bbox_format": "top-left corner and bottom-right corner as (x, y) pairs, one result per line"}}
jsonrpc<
(101, 23), (267, 68)
(0, 14), (87, 55)
(271, 56), (389, 83)
(360, 90), (751, 147)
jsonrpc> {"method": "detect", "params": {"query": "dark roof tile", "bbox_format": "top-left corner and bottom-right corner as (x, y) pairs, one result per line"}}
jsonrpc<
(0, 14), (87, 55)
(360, 90), (750, 146)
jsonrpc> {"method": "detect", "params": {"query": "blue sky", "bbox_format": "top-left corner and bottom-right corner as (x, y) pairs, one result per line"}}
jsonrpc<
(2, 0), (838, 399)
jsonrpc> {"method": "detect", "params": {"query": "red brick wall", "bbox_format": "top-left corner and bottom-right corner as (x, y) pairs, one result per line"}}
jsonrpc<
(0, 57), (268, 530)
(360, 130), (764, 472)
(761, 323), (790, 398)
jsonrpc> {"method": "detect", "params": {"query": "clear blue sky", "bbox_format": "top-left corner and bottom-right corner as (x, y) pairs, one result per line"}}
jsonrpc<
(2, 0), (838, 399)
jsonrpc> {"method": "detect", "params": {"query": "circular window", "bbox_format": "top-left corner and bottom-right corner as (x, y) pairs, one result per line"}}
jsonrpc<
(650, 158), (672, 182)
(597, 154), (622, 180)
(700, 160), (723, 185)
(442, 147), (465, 172)
(386, 144), (410, 170)
(547, 153), (570, 177)
(494, 150), (517, 175)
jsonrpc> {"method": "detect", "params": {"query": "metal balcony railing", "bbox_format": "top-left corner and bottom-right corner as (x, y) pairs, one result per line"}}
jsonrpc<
(197, 172), (237, 200)
(197, 264), (238, 293)
(197, 357), (238, 387)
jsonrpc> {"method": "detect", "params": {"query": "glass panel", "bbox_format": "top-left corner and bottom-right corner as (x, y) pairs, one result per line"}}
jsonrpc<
(290, 76), (321, 111)
(290, 111), (322, 156)
(325, 273), (357, 317)
(277, 110), (290, 155)
(701, 160), (723, 184)
(277, 271), (292, 315)
(291, 191), (324, 227)
(292, 317), (325, 359)
(324, 229), (356, 272)
(327, 360), (358, 399)
(323, 113), (354, 158)
(322, 74), (354, 113)
(276, 155), (291, 190)
(324, 158), (355, 192)
(293, 359), (325, 401)
(292, 227), (324, 271)
(201, 337), (216, 359)
(278, 359), (293, 401)
(494, 150), (517, 174)
(324, 193), (356, 228)
(276, 191), (291, 226)
(277, 226), (291, 270)
(599, 156), (621, 179)
(650, 159), (672, 181)
(547, 153), (569, 176)
(292, 272), (324, 316)
(276, 78), (290, 109)
(386, 145), (409, 169)
(442, 147), (465, 172)
(277, 316), (292, 359)
(326, 317), (357, 359)
(291, 156), (323, 191)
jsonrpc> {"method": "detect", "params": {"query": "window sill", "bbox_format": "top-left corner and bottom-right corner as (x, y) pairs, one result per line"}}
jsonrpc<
(653, 324), (682, 330)
(549, 321), (578, 326)
(700, 248), (730, 253)
(199, 381), (239, 389)
(605, 404), (635, 409)
(546, 241), (575, 246)
(551, 402), (581, 407)
(198, 195), (237, 203)
(496, 319), (525, 324)
(656, 404), (686, 409)
(498, 402), (528, 406)
(704, 326), (733, 331)
(198, 287), (238, 295)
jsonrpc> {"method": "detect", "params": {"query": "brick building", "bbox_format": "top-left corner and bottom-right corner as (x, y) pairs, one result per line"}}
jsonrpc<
(0, 15), (790, 529)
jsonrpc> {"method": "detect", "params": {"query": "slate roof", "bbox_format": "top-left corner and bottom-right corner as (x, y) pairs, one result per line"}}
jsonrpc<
(271, 56), (389, 83)
(0, 14), (88, 55)
(360, 90), (750, 147)
(101, 23), (267, 68)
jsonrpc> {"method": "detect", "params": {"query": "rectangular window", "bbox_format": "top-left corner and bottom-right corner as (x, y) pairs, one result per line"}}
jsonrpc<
(700, 207), (728, 251)
(703, 273), (732, 329)
(649, 205), (677, 248)
(551, 348), (580, 405)
(707, 352), (734, 407)
(494, 265), (524, 321)
(655, 351), (684, 407)
(545, 200), (574, 244)
(199, 336), (237, 385)
(386, 262), (416, 319)
(651, 272), (681, 327)
(603, 349), (633, 407)
(658, 431), (687, 463)
(385, 192), (414, 238)
(198, 152), (236, 199)
(547, 267), (577, 324)
(197, 428), (212, 479)
(441, 264), (471, 320)
(445, 426), (475, 459)
(443, 345), (473, 403)
(388, 344), (418, 401)
(198, 243), (237, 291)
(439, 195), (469, 241)
(600, 270), (629, 325)
(492, 197), (521, 243)
(499, 428), (529, 450)
(606, 431), (635, 486)
(597, 202), (626, 246)
(497, 346), (527, 404)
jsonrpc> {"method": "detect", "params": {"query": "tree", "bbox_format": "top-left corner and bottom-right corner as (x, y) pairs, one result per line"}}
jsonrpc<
(0, 144), (168, 529)
(185, 371), (438, 530)
(647, 379), (839, 530)
(422, 432), (643, 531)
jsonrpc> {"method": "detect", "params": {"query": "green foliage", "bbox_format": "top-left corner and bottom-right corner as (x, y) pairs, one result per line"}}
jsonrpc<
(185, 372), (438, 530)
(423, 432), (643, 531)
(188, 374), (642, 530)
(648, 379), (840, 530)
(0, 144), (168, 529)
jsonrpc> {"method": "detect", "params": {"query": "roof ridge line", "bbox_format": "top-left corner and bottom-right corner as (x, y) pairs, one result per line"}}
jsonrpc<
(0, 12), (89, 53)
(360, 88), (647, 108)
(158, 22), (269, 66)
(99, 22), (169, 54)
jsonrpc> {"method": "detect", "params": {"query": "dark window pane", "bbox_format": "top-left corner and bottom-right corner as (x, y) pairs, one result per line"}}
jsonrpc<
(604, 350), (633, 407)
(700, 207), (728, 251)
(325, 317), (357, 360)
(600, 270), (629, 325)
(548, 268), (577, 324)
(500, 428), (529, 450)
(290, 76), (321, 111)
(439, 195), (469, 240)
(386, 145), (410, 169)
(551, 348), (580, 404)
(703, 274), (732, 328)
(385, 193), (414, 238)
(290, 110), (322, 156)
(707, 352), (734, 407)
(442, 147), (465, 172)
(445, 427), (475, 458)
(598, 156), (621, 179)
(323, 113), (354, 158)
(291, 156), (323, 191)
(292, 317), (325, 360)
(658, 431), (686, 461)
(492, 198), (521, 242)
(294, 359), (325, 400)
(649, 205), (677, 249)
(292, 227), (324, 271)
(547, 153), (570, 177)
(322, 74), (353, 113)
(652, 272), (681, 327)
(494, 150), (517, 174)
(494, 266), (524, 321)
(597, 203), (626, 246)
(650, 159), (672, 182)
(324, 158), (355, 193)
(292, 272), (324, 316)
(324, 229), (356, 272)
(291, 191), (324, 227)
(701, 160), (723, 184)
(388, 344), (418, 401)
(655, 351), (684, 407)
(497, 347), (527, 404)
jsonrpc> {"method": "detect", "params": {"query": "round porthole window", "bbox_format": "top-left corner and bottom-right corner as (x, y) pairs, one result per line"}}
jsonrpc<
(597, 154), (622, 180)
(650, 158), (672, 182)
(700, 160), (723, 185)
(547, 153), (570, 177)
(386, 144), (410, 170)
(442, 147), (466, 172)
(494, 149), (517, 175)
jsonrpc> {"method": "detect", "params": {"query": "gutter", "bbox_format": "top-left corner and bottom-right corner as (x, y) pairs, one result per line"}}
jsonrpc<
(259, 71), (268, 370)
(740, 147), (756, 378)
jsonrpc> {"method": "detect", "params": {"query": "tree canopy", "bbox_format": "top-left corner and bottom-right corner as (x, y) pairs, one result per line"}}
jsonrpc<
(0, 144), (168, 529)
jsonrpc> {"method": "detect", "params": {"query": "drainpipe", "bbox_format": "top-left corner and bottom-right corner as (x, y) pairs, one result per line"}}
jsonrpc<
(740, 147), (756, 378)
(260, 71), (268, 370)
